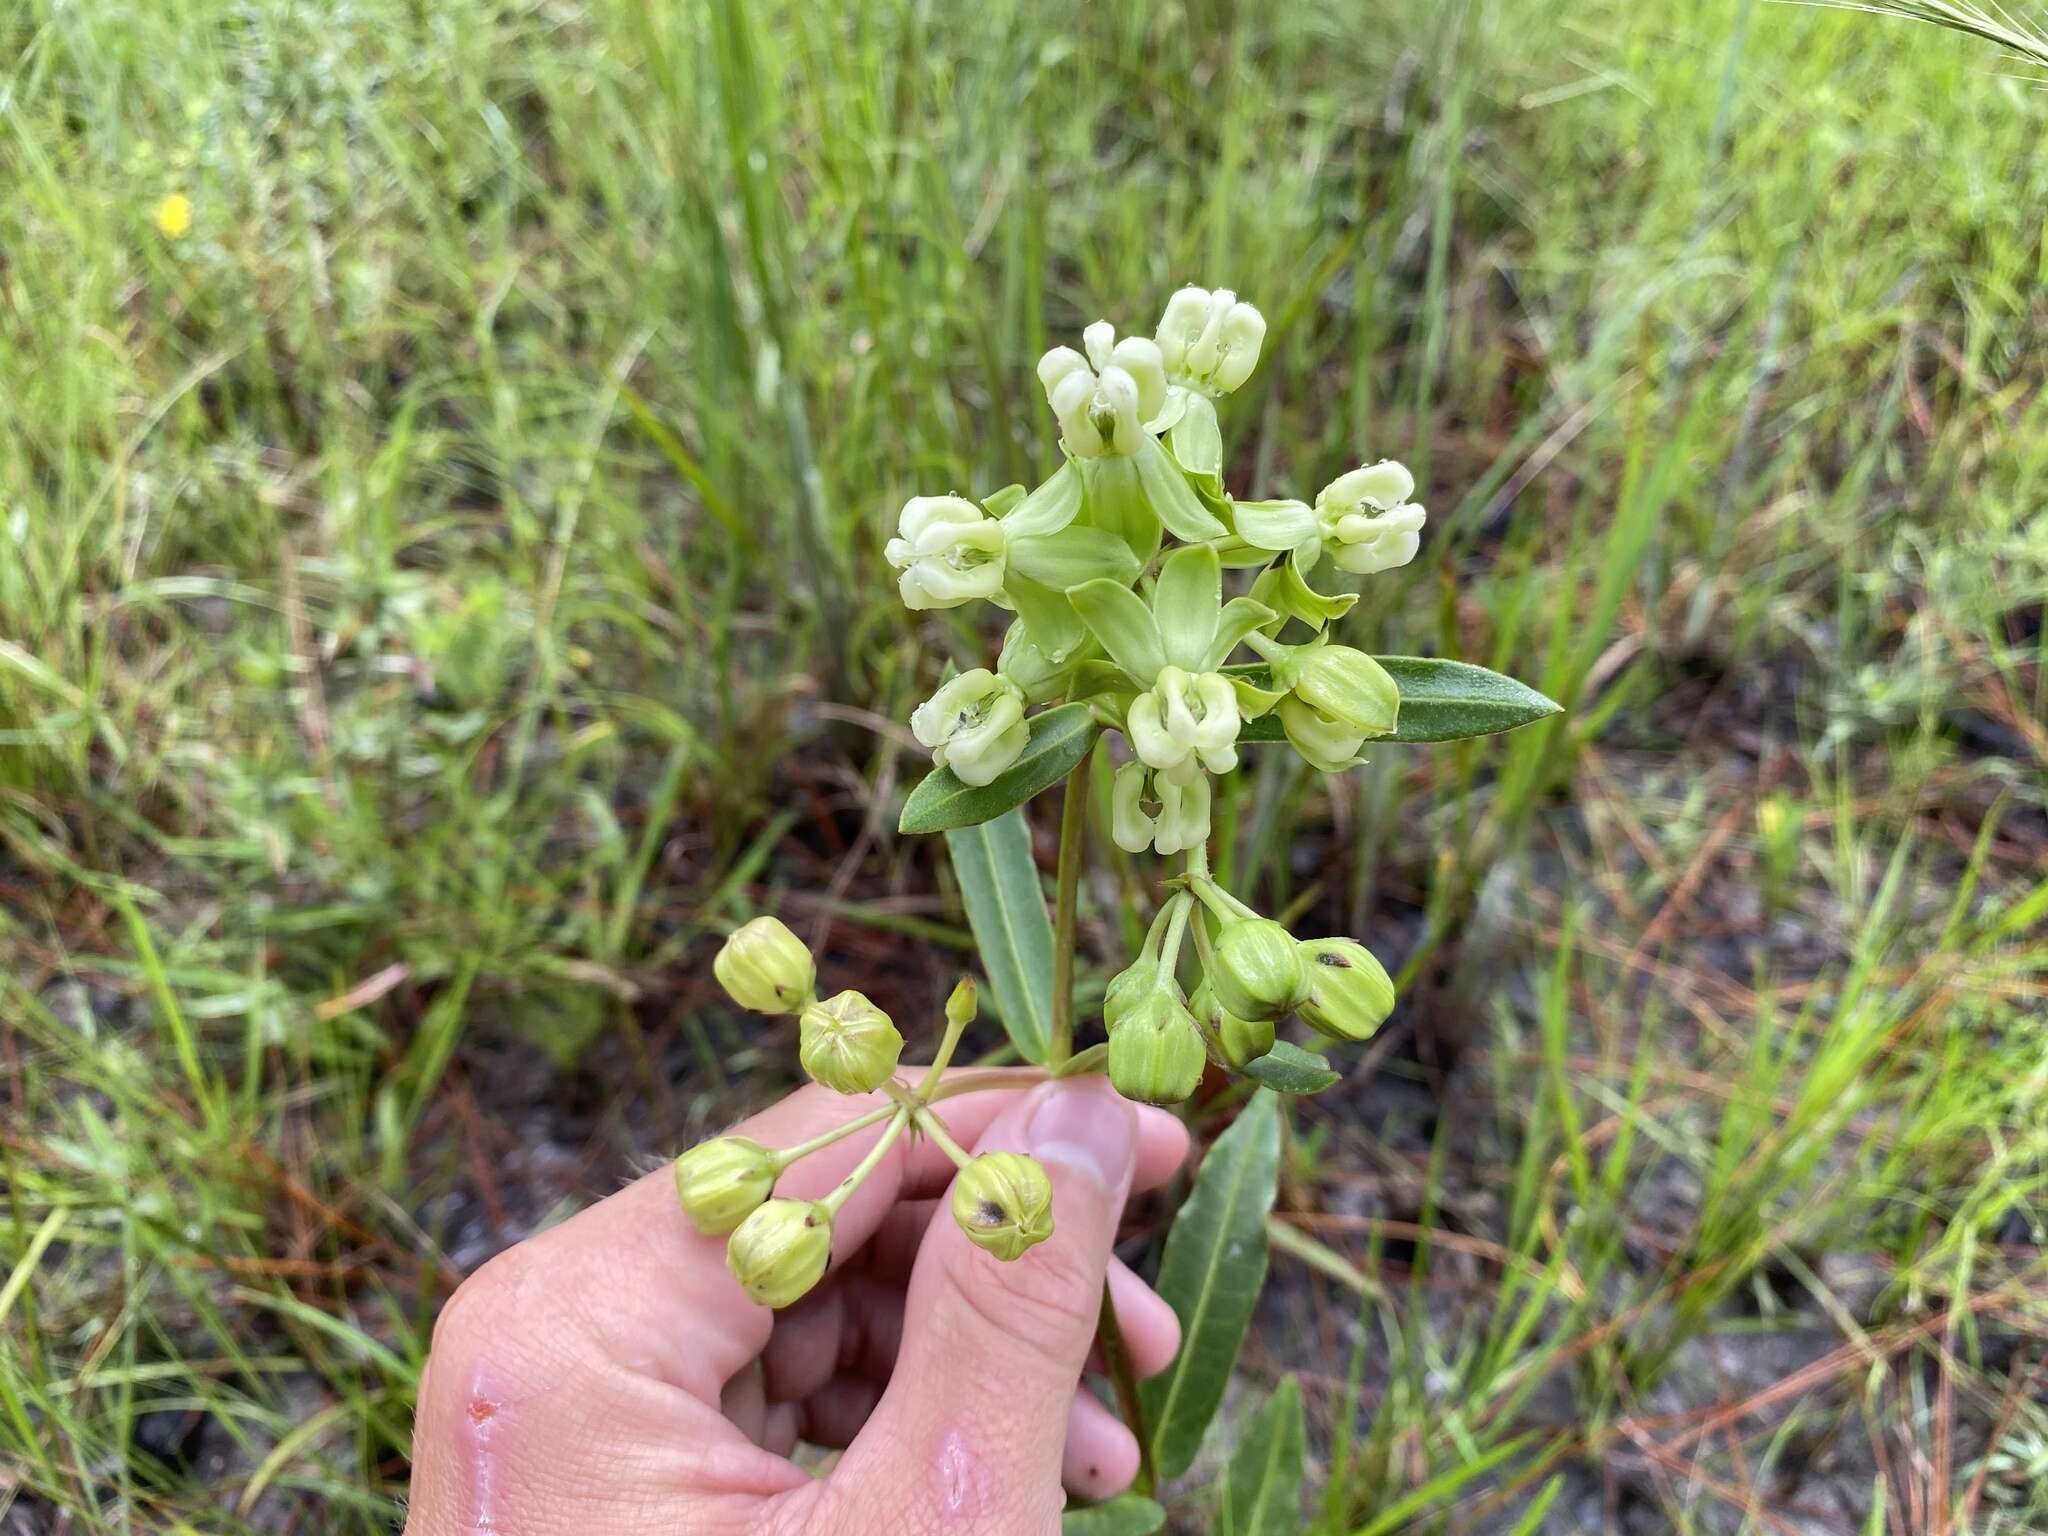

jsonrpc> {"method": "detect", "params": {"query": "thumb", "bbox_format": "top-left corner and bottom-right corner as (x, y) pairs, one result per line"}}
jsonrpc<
(827, 1077), (1138, 1533)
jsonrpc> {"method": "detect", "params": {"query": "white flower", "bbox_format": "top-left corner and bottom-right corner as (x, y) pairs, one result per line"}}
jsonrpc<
(1155, 287), (1266, 394)
(885, 495), (1007, 610)
(909, 669), (1028, 787)
(1126, 665), (1240, 776)
(1036, 321), (1168, 458)
(1316, 461), (1426, 575)
(1111, 759), (1212, 856)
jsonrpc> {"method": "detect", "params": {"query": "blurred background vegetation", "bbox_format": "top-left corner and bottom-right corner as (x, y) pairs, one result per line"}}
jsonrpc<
(2, 0), (2044, 1529)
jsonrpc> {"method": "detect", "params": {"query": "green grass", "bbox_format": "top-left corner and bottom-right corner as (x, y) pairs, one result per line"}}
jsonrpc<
(2, 0), (2044, 1529)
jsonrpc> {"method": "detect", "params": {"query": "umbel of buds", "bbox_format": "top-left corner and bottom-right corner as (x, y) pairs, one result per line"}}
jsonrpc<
(799, 990), (904, 1095)
(952, 1152), (1054, 1261)
(714, 917), (816, 1016)
(727, 1199), (834, 1308)
(673, 1137), (779, 1235)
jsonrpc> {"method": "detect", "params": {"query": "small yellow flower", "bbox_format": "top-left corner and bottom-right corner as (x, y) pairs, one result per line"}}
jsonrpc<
(155, 193), (193, 239)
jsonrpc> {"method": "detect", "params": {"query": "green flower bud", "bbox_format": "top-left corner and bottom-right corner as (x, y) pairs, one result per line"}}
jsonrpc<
(1189, 981), (1276, 1070)
(714, 915), (816, 1015)
(726, 1198), (833, 1309)
(1210, 918), (1306, 1023)
(1295, 937), (1396, 1043)
(950, 1151), (1054, 1261)
(798, 989), (904, 1095)
(673, 1136), (779, 1235)
(1102, 958), (1162, 1031)
(1107, 984), (1208, 1105)
(945, 975), (979, 1028)
(1293, 646), (1399, 742)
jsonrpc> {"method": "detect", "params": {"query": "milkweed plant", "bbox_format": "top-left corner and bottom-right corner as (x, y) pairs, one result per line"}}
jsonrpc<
(678, 285), (1560, 1505)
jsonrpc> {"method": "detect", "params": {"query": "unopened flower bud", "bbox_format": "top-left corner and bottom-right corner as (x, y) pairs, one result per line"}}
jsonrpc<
(885, 495), (1008, 610)
(673, 1136), (778, 1235)
(1155, 286), (1267, 394)
(726, 1198), (833, 1308)
(1103, 958), (1162, 1031)
(951, 1151), (1054, 1261)
(1210, 917), (1306, 1022)
(1107, 983), (1208, 1105)
(799, 989), (904, 1094)
(1190, 981), (1275, 1070)
(1317, 461), (1425, 575)
(714, 916), (815, 1015)
(910, 669), (1028, 788)
(1295, 937), (1396, 1043)
(945, 975), (979, 1028)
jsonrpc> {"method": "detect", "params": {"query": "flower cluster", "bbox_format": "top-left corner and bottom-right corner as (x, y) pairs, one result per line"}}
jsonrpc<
(889, 284), (1426, 854)
(887, 285), (1421, 1100)
(679, 918), (1055, 1307)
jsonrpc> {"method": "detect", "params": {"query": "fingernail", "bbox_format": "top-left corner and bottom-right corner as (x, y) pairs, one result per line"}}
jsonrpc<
(1026, 1080), (1135, 1192)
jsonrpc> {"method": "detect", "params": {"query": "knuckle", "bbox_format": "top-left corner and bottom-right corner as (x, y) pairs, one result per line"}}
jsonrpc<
(943, 1241), (1099, 1348)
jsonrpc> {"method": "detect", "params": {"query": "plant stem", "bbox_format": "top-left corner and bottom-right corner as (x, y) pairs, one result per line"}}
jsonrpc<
(917, 1005), (976, 1100)
(772, 1103), (900, 1170)
(910, 1104), (976, 1171)
(820, 1108), (910, 1216)
(1048, 750), (1093, 1066)
(1096, 1278), (1155, 1494)
(1050, 1042), (1107, 1078)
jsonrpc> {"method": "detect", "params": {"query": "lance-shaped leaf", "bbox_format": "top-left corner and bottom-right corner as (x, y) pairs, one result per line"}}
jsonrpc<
(1218, 1378), (1306, 1536)
(1141, 1090), (1282, 1480)
(1000, 460), (1083, 537)
(1069, 579), (1165, 683)
(1243, 1041), (1340, 1094)
(943, 806), (1052, 1063)
(900, 703), (1099, 834)
(1233, 657), (1561, 745)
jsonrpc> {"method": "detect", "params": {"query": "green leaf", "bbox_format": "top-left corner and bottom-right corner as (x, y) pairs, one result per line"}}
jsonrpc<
(1231, 498), (1317, 553)
(1142, 1090), (1282, 1480)
(942, 806), (1053, 1064)
(1062, 1494), (1166, 1536)
(1218, 1378), (1305, 1536)
(1008, 525), (1143, 590)
(1134, 434), (1228, 541)
(1233, 658), (1561, 744)
(1001, 460), (1083, 537)
(1243, 1042), (1339, 1094)
(1069, 578), (1165, 682)
(1154, 543), (1221, 672)
(900, 704), (1098, 834)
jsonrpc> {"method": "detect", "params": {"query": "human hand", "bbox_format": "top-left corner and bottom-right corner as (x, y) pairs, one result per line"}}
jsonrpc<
(403, 1073), (1190, 1535)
